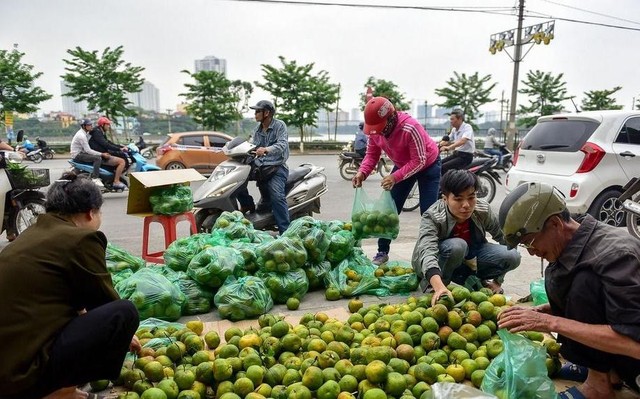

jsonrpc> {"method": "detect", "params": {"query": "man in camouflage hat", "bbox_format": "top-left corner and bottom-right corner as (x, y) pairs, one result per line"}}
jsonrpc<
(498, 181), (640, 398)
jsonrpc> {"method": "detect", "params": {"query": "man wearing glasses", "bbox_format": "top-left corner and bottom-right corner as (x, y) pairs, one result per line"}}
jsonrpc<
(236, 100), (290, 234)
(352, 96), (441, 265)
(499, 181), (640, 399)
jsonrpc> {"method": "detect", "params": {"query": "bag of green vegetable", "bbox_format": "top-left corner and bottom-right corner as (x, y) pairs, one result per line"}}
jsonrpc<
(257, 268), (309, 304)
(325, 229), (356, 264)
(115, 268), (186, 321)
(229, 241), (260, 274)
(257, 236), (307, 273)
(213, 210), (256, 241)
(187, 246), (244, 288)
(106, 243), (145, 272)
(351, 187), (400, 240)
(303, 260), (331, 290)
(174, 271), (215, 315)
(282, 216), (330, 264)
(214, 276), (274, 321)
(110, 268), (133, 286)
(149, 184), (193, 215)
(164, 232), (229, 271)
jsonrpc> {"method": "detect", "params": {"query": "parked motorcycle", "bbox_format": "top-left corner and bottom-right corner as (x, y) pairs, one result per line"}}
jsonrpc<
(68, 143), (160, 192)
(619, 177), (640, 238)
(193, 137), (328, 232)
(402, 157), (501, 211)
(37, 139), (55, 160)
(134, 137), (156, 159)
(338, 142), (393, 181)
(0, 151), (48, 241)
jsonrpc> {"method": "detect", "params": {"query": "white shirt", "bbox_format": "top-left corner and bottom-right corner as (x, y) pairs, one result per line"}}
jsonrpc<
(484, 135), (501, 149)
(451, 122), (475, 153)
(70, 128), (102, 157)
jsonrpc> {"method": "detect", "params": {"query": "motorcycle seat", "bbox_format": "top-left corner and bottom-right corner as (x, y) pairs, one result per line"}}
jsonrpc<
(285, 166), (311, 191)
(342, 152), (363, 159)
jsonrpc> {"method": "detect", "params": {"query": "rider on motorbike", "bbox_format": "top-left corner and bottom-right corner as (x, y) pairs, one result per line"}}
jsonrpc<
(483, 128), (504, 166)
(70, 119), (108, 188)
(354, 122), (368, 158)
(88, 117), (127, 190)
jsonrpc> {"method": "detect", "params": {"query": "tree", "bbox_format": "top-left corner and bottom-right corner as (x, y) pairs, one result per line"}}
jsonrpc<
(180, 70), (252, 131)
(581, 86), (623, 111)
(434, 72), (496, 130)
(517, 70), (571, 127)
(256, 56), (339, 145)
(0, 48), (52, 119)
(359, 77), (410, 111)
(61, 46), (144, 126)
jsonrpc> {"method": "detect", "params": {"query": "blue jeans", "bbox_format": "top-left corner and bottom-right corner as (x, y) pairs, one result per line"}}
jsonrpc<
(484, 148), (503, 165)
(438, 238), (521, 284)
(236, 165), (290, 234)
(378, 158), (441, 253)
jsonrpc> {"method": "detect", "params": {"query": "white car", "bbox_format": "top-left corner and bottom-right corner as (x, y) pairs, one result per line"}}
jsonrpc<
(506, 110), (640, 226)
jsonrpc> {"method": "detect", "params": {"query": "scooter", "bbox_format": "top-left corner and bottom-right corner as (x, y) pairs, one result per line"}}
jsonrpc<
(193, 137), (328, 232)
(0, 151), (48, 241)
(338, 141), (393, 181)
(68, 143), (160, 192)
(402, 158), (501, 211)
(476, 144), (513, 173)
(37, 139), (56, 160)
(16, 146), (43, 163)
(619, 177), (640, 239)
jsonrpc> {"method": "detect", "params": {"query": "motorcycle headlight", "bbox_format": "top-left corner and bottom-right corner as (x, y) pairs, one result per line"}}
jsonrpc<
(206, 182), (238, 198)
(210, 165), (235, 181)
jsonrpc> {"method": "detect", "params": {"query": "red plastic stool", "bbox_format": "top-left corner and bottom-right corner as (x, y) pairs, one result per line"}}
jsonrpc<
(141, 212), (197, 264)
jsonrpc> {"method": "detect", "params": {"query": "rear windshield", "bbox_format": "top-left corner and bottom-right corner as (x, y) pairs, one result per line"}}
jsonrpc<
(520, 119), (599, 152)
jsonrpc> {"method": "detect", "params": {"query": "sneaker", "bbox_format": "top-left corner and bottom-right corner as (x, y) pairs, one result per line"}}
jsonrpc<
(112, 183), (126, 191)
(91, 178), (104, 188)
(372, 252), (389, 266)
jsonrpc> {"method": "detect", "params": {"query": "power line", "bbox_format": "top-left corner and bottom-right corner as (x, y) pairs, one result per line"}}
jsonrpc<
(526, 12), (640, 32)
(221, 0), (517, 16)
(539, 0), (640, 27)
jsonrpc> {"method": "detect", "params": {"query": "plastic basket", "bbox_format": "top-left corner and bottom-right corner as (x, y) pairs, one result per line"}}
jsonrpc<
(8, 168), (50, 189)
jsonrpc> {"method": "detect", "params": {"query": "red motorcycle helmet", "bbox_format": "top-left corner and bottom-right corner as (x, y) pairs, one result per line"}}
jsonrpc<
(97, 116), (111, 127)
(363, 97), (395, 135)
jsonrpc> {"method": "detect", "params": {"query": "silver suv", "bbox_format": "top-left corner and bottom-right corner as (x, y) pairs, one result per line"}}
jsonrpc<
(506, 110), (640, 226)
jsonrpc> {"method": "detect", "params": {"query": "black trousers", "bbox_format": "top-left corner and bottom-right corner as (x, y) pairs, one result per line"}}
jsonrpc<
(1, 300), (139, 399)
(73, 152), (102, 178)
(559, 270), (640, 390)
(441, 151), (473, 174)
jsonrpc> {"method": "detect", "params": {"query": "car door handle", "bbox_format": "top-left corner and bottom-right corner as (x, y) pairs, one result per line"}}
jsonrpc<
(620, 151), (636, 158)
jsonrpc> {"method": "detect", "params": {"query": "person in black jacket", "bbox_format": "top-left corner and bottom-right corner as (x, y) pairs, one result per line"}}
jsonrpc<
(88, 117), (127, 189)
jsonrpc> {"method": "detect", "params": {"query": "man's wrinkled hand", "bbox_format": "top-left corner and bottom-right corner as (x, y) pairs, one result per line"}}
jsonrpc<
(431, 288), (453, 307)
(255, 147), (268, 157)
(352, 172), (365, 188)
(381, 175), (396, 191)
(498, 306), (553, 333)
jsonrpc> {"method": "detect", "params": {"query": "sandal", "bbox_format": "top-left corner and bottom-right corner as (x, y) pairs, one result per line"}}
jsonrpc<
(557, 363), (588, 382)
(558, 386), (587, 399)
(482, 279), (504, 294)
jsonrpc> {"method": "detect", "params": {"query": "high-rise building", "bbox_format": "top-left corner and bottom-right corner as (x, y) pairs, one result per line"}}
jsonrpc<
(60, 81), (88, 118)
(194, 55), (227, 75)
(127, 81), (160, 112)
(350, 108), (361, 122)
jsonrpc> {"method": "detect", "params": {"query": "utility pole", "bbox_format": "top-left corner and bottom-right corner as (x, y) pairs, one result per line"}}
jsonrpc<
(334, 83), (341, 141)
(489, 0), (555, 150)
(166, 109), (172, 133)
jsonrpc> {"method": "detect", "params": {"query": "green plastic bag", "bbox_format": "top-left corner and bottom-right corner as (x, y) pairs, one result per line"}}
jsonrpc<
(175, 271), (215, 316)
(351, 187), (400, 240)
(106, 243), (145, 272)
(325, 229), (356, 264)
(214, 276), (274, 321)
(303, 260), (332, 290)
(110, 268), (133, 286)
(187, 246), (244, 288)
(257, 268), (309, 304)
(163, 232), (229, 271)
(282, 216), (330, 264)
(530, 278), (549, 306)
(149, 184), (193, 215)
(115, 268), (186, 321)
(481, 329), (557, 399)
(229, 241), (261, 274)
(257, 237), (308, 273)
(213, 210), (256, 241)
(326, 250), (382, 297)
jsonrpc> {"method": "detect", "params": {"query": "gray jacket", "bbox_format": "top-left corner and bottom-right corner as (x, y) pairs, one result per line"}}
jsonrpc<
(411, 199), (506, 280)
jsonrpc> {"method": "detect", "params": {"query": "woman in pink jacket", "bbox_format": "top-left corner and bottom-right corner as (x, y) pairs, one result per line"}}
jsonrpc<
(353, 96), (441, 265)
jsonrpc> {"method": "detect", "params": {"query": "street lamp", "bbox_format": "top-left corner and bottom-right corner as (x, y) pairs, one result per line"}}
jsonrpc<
(424, 100), (428, 128)
(166, 109), (172, 133)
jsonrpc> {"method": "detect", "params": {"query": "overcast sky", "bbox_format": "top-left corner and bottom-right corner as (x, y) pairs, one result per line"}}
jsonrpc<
(2, 0), (640, 118)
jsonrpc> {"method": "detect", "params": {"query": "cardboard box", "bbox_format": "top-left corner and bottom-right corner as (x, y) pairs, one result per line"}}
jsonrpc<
(127, 169), (206, 217)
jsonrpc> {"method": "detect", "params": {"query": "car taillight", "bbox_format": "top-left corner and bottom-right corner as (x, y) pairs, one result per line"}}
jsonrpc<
(156, 145), (171, 156)
(512, 146), (520, 166)
(576, 142), (605, 173)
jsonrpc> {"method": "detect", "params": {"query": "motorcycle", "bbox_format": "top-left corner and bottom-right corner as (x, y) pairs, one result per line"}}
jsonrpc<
(402, 157), (501, 211)
(476, 144), (513, 173)
(134, 137), (156, 159)
(192, 137), (328, 232)
(0, 151), (48, 241)
(37, 139), (56, 160)
(338, 141), (393, 181)
(619, 177), (640, 238)
(68, 143), (161, 192)
(15, 146), (43, 163)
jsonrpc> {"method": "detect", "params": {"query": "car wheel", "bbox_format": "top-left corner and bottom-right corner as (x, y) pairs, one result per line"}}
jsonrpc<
(588, 189), (626, 227)
(165, 161), (185, 170)
(626, 193), (640, 239)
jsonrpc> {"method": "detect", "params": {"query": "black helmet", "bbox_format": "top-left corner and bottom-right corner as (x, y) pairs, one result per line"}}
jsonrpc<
(358, 122), (364, 130)
(249, 100), (275, 114)
(80, 118), (93, 127)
